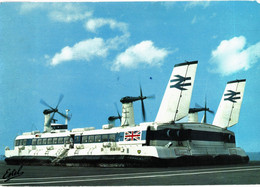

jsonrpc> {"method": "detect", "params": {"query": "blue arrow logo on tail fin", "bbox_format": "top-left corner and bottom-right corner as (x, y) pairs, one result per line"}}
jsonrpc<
(170, 75), (191, 91)
(224, 90), (241, 103)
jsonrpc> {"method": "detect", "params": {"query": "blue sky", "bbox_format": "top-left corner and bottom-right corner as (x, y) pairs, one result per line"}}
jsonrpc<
(1, 1), (260, 155)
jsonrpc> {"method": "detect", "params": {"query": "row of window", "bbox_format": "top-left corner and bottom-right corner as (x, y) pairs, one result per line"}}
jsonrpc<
(15, 134), (118, 146)
(82, 134), (116, 143)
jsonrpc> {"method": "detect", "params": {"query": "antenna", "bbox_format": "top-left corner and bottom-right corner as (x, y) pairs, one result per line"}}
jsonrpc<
(65, 109), (70, 125)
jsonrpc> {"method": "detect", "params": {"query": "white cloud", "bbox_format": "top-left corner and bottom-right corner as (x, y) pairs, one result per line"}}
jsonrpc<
(49, 4), (92, 23)
(34, 5), (131, 67)
(22, 4), (130, 67)
(111, 41), (169, 71)
(49, 10), (92, 23)
(84, 18), (130, 50)
(106, 34), (130, 50)
(20, 3), (92, 23)
(49, 35), (130, 66)
(21, 3), (170, 72)
(50, 38), (108, 66)
(210, 36), (260, 76)
(161, 2), (176, 9)
(85, 18), (128, 34)
(184, 1), (210, 10)
(20, 3), (46, 13)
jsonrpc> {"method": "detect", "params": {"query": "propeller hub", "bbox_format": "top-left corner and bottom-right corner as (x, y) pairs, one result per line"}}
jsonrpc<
(120, 96), (142, 103)
(43, 109), (53, 115)
(108, 116), (121, 121)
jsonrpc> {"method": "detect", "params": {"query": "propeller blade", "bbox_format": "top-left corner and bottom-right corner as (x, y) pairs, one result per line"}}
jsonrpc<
(140, 85), (143, 98)
(40, 99), (54, 110)
(208, 109), (214, 114)
(195, 103), (203, 108)
(204, 96), (214, 114)
(204, 98), (207, 123)
(56, 94), (64, 109)
(117, 113), (122, 123)
(46, 111), (56, 127)
(146, 94), (155, 99)
(203, 109), (207, 123)
(57, 111), (71, 120)
(139, 85), (146, 121)
(114, 103), (120, 116)
(141, 99), (146, 121)
(114, 103), (121, 122)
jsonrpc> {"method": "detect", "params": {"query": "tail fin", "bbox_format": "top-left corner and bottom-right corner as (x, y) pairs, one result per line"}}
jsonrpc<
(155, 61), (198, 123)
(212, 79), (246, 128)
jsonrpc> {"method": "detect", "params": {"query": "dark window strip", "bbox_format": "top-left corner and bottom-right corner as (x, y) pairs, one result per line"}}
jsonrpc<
(149, 129), (235, 143)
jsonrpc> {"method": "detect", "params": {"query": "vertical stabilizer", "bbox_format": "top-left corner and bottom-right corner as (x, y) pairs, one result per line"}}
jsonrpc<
(213, 79), (246, 128)
(155, 61), (198, 123)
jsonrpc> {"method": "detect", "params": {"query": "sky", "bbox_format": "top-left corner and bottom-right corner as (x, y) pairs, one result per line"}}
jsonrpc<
(1, 1), (260, 155)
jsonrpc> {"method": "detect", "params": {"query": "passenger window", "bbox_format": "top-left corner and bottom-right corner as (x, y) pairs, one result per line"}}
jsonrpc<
(89, 135), (94, 143)
(48, 138), (53, 144)
(82, 136), (88, 143)
(26, 139), (32, 145)
(42, 138), (47, 145)
(53, 138), (58, 144)
(22, 139), (27, 146)
(32, 139), (37, 145)
(37, 139), (42, 145)
(74, 136), (81, 143)
(64, 137), (70, 144)
(102, 135), (109, 142)
(58, 137), (64, 144)
(109, 134), (116, 142)
(95, 135), (101, 142)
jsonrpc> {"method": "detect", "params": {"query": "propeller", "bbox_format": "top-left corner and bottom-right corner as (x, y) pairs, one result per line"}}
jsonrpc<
(194, 97), (214, 124)
(139, 86), (146, 121)
(120, 85), (154, 122)
(139, 85), (155, 121)
(40, 94), (71, 126)
(108, 103), (122, 123)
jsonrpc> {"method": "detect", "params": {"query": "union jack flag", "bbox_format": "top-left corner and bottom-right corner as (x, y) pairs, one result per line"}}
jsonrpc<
(124, 131), (141, 141)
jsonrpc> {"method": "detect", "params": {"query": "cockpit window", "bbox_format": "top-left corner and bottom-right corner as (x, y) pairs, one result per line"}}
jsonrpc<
(15, 140), (19, 146)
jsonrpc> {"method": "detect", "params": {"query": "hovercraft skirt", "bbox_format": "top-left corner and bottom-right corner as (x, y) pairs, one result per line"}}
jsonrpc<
(5, 155), (249, 167)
